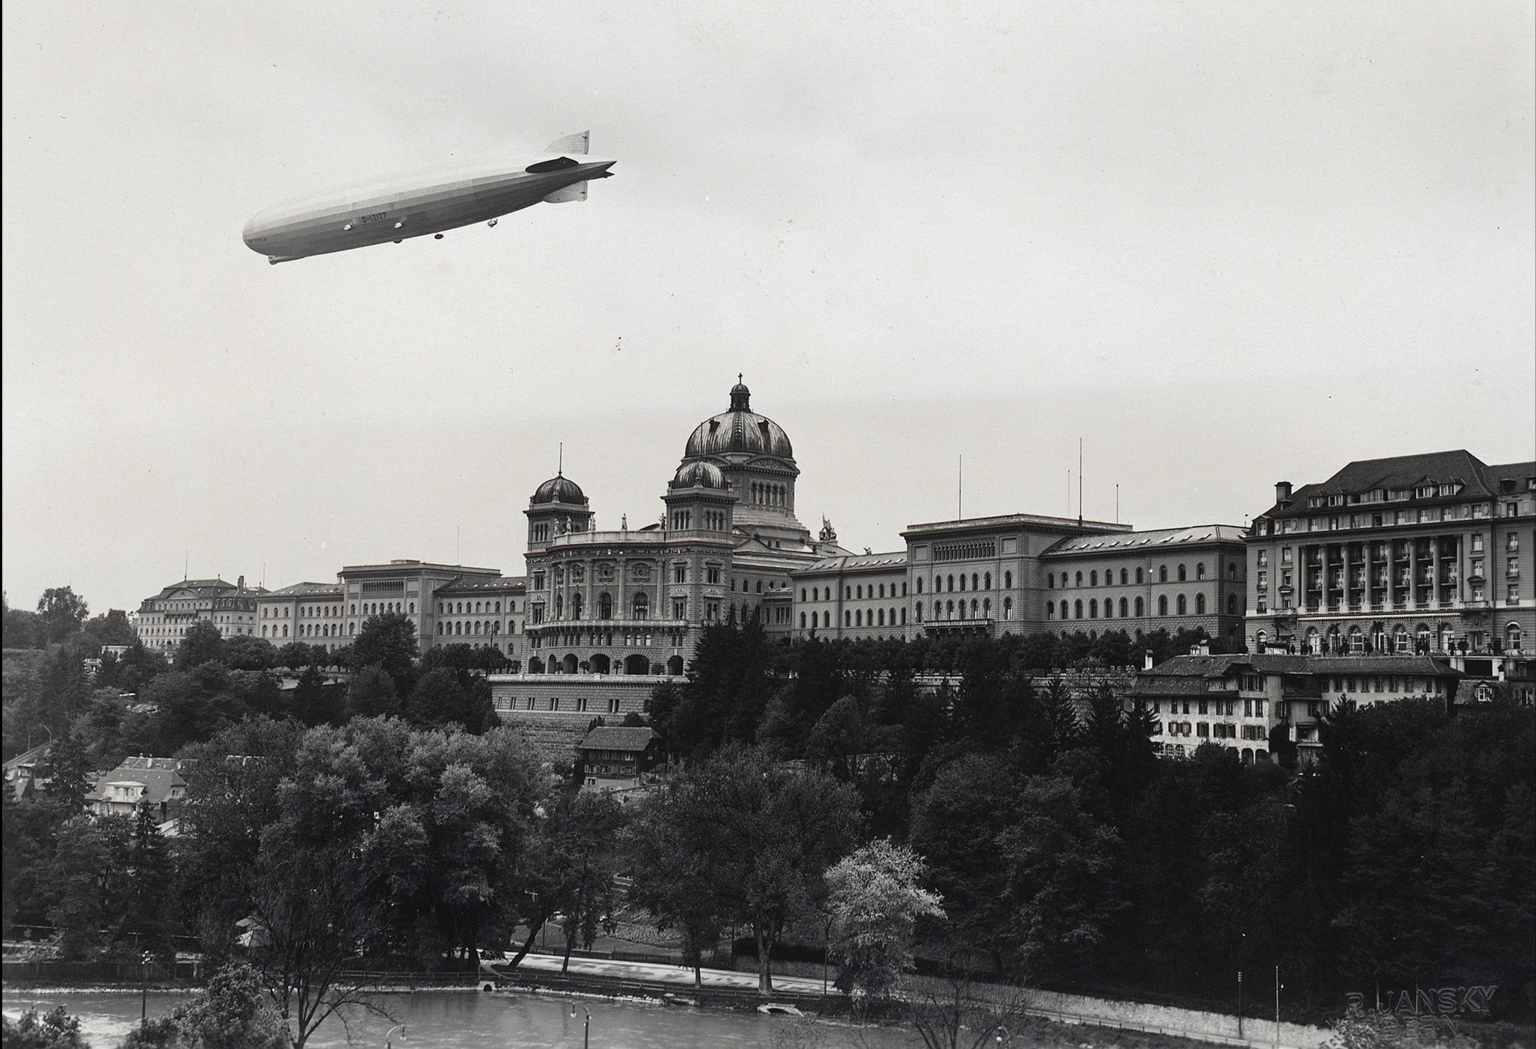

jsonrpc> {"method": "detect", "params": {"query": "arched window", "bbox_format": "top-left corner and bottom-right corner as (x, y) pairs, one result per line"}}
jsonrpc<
(915, 602), (923, 622)
(632, 593), (649, 619)
(845, 610), (852, 626)
(1005, 572), (1013, 588)
(598, 592), (613, 619)
(1135, 596), (1144, 616)
(800, 612), (806, 629)
(1003, 597), (1012, 618)
(946, 600), (954, 619)
(973, 599), (981, 617)
(984, 572), (991, 590)
(1091, 571), (1098, 586)
(1196, 593), (1206, 614)
(1090, 599), (1098, 618)
(1048, 574), (1055, 588)
(855, 610), (862, 626)
(571, 593), (582, 620)
(947, 575), (955, 592)
(1159, 566), (1168, 583)
(971, 574), (979, 590)
(1229, 563), (1237, 579)
(916, 578), (923, 594)
(1177, 594), (1187, 615)
(1197, 563), (1206, 580)
(1047, 601), (1055, 619)
(958, 575), (965, 592)
(1136, 568), (1144, 584)
(1074, 599), (1083, 619)
(1075, 571), (1083, 587)
(1158, 595), (1168, 616)
(877, 609), (885, 626)
(1507, 622), (1523, 652)
(901, 607), (907, 624)
(1227, 593), (1237, 614)
(1120, 569), (1129, 585)
(1178, 564), (1187, 582)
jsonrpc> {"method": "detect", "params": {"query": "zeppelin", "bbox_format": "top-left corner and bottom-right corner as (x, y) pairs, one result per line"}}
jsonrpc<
(242, 132), (615, 264)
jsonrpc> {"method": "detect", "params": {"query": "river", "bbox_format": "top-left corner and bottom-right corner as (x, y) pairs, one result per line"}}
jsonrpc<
(3, 988), (925, 1049)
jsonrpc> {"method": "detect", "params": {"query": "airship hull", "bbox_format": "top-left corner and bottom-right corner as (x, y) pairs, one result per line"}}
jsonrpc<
(243, 156), (614, 263)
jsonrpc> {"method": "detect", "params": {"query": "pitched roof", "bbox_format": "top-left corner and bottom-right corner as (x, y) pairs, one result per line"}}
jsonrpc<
(434, 575), (527, 595)
(796, 552), (908, 574)
(1134, 653), (1460, 689)
(85, 764), (187, 805)
(1047, 524), (1247, 555)
(578, 726), (660, 752)
(1260, 451), (1535, 518)
(262, 582), (343, 598)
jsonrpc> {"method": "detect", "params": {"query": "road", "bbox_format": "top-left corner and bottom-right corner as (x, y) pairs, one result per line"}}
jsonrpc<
(493, 952), (832, 997)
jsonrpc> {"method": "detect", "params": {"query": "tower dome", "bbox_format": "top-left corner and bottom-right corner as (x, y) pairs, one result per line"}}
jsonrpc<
(671, 460), (728, 490)
(531, 473), (586, 505)
(684, 378), (794, 460)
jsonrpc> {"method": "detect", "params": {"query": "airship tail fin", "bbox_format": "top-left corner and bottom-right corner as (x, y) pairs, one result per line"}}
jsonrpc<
(542, 181), (588, 204)
(544, 131), (589, 155)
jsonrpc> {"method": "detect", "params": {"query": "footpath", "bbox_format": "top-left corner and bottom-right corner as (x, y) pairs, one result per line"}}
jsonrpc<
(483, 950), (1334, 1049)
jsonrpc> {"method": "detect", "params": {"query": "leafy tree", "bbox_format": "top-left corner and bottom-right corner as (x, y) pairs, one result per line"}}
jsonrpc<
(825, 839), (945, 1001)
(910, 753), (1020, 971)
(95, 642), (167, 694)
(0, 1006), (90, 1049)
(221, 635), (277, 671)
(407, 667), (494, 733)
(997, 775), (1123, 977)
(47, 814), (132, 959)
(634, 745), (861, 993)
(174, 621), (226, 670)
(274, 642), (319, 669)
(3, 592), (44, 649)
(122, 963), (286, 1049)
(122, 802), (174, 957)
(349, 613), (419, 695)
(346, 664), (400, 719)
(81, 608), (137, 649)
(623, 789), (727, 988)
(36, 587), (89, 646)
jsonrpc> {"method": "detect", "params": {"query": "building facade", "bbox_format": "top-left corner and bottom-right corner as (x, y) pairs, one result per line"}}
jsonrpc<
(1245, 451), (1534, 694)
(489, 380), (850, 731)
(1131, 652), (1461, 764)
(135, 577), (265, 651)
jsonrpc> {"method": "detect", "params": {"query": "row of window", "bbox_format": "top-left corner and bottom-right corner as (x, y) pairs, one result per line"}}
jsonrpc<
(1156, 698), (1258, 716)
(1049, 562), (1235, 588)
(1048, 593), (1237, 619)
(913, 597), (1009, 622)
(436, 620), (509, 636)
(438, 599), (514, 614)
(915, 572), (1011, 594)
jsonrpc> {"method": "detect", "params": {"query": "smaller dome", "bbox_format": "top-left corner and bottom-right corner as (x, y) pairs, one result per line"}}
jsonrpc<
(671, 461), (728, 490)
(531, 474), (586, 505)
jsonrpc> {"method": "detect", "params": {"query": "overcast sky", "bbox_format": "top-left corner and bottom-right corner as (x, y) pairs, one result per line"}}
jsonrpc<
(4, 2), (1532, 616)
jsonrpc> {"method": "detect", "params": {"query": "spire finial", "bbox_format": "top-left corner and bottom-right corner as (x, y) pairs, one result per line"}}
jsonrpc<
(558, 442), (563, 477)
(738, 372), (743, 384)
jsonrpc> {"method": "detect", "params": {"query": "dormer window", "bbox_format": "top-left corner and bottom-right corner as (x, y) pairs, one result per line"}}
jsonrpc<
(1328, 494), (1344, 507)
(1415, 485), (1435, 499)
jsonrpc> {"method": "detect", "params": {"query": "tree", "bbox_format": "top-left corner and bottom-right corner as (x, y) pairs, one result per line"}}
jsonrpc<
(36, 587), (88, 646)
(122, 801), (174, 957)
(174, 621), (226, 670)
(349, 613), (418, 695)
(996, 775), (1123, 977)
(81, 608), (137, 649)
(346, 664), (400, 719)
(407, 667), (494, 733)
(47, 814), (132, 959)
(274, 642), (319, 669)
(122, 963), (286, 1049)
(635, 745), (861, 994)
(3, 591), (43, 648)
(825, 839), (945, 1002)
(221, 635), (277, 672)
(0, 1006), (90, 1049)
(623, 790), (727, 988)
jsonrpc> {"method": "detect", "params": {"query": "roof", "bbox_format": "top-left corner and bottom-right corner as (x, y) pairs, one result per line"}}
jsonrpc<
(1261, 451), (1535, 518)
(85, 764), (187, 805)
(435, 575), (527, 595)
(1135, 653), (1461, 689)
(578, 726), (661, 752)
(2, 741), (51, 774)
(117, 756), (191, 771)
(796, 551), (908, 574)
(1046, 524), (1248, 555)
(261, 582), (343, 598)
(147, 578), (248, 599)
(902, 514), (1131, 537)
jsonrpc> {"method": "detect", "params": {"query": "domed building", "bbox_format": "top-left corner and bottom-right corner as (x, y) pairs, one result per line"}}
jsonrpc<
(491, 380), (849, 729)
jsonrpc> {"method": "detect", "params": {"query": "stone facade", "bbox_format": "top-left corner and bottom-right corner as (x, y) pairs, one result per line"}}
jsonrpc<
(135, 577), (264, 651)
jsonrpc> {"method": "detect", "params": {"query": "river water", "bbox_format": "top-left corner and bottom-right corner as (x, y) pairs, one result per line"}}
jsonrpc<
(3, 989), (924, 1049)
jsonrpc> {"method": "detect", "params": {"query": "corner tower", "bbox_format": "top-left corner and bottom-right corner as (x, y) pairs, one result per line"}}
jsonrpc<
(525, 473), (593, 553)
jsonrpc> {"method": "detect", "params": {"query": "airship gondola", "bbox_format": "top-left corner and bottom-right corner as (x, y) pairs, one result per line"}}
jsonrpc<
(242, 132), (614, 264)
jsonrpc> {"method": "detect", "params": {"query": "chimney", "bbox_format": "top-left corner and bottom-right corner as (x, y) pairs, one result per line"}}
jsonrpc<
(1275, 481), (1293, 507)
(237, 575), (245, 592)
(1142, 650), (1154, 671)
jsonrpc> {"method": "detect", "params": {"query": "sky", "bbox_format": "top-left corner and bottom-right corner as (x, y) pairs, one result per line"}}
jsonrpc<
(4, 2), (1533, 616)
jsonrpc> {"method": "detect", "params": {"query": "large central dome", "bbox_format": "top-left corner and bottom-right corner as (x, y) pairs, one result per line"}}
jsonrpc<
(683, 380), (794, 460)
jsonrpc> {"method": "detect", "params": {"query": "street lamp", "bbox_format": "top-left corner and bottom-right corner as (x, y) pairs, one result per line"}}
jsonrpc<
(385, 1024), (406, 1049)
(570, 1004), (590, 1049)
